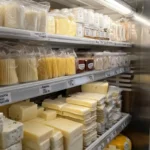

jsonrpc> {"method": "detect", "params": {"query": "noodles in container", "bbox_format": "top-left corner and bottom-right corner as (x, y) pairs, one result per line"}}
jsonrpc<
(15, 46), (38, 83)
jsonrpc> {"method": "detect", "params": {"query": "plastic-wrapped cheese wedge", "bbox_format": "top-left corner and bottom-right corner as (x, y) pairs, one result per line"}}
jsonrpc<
(1, 141), (22, 150)
(63, 112), (91, 121)
(0, 118), (23, 149)
(52, 56), (59, 78)
(61, 104), (91, 116)
(9, 101), (38, 122)
(66, 97), (97, 108)
(23, 139), (50, 150)
(42, 98), (66, 113)
(81, 82), (109, 94)
(24, 121), (53, 144)
(4, 0), (25, 29)
(0, 58), (18, 85)
(39, 110), (57, 121)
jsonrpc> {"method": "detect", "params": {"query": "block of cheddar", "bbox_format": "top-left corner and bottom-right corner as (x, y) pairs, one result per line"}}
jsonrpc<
(66, 97), (97, 108)
(37, 106), (44, 117)
(39, 110), (57, 121)
(61, 104), (91, 116)
(9, 102), (38, 122)
(45, 118), (83, 149)
(23, 121), (53, 144)
(81, 82), (109, 94)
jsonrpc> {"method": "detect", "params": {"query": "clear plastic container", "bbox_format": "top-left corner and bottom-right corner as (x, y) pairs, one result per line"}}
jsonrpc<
(0, 1), (5, 26)
(87, 9), (94, 27)
(47, 13), (55, 34)
(76, 23), (84, 37)
(99, 14), (104, 29)
(4, 0), (25, 29)
(94, 52), (104, 71)
(103, 52), (111, 70)
(15, 48), (38, 83)
(94, 13), (100, 29)
(72, 7), (84, 23)
(24, 0), (39, 31)
(0, 50), (18, 86)
(84, 9), (88, 25)
(37, 2), (50, 32)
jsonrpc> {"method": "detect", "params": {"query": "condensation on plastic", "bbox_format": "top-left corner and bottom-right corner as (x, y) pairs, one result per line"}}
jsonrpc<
(72, 7), (84, 23)
(4, 0), (25, 29)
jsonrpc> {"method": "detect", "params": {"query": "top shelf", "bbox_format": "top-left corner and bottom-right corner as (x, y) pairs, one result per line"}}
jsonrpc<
(0, 27), (132, 47)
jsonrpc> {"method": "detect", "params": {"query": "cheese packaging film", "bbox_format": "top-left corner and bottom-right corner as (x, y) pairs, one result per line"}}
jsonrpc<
(37, 2), (50, 32)
(23, 139), (50, 150)
(66, 97), (97, 108)
(82, 82), (109, 94)
(39, 110), (57, 121)
(61, 103), (91, 116)
(47, 13), (55, 34)
(42, 98), (66, 112)
(9, 101), (38, 122)
(0, 118), (23, 149)
(4, 0), (25, 29)
(23, 121), (53, 144)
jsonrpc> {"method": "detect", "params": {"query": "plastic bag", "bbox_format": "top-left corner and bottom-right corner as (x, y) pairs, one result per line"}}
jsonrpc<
(24, 0), (38, 31)
(94, 52), (104, 70)
(72, 7), (84, 23)
(4, 0), (25, 29)
(0, 45), (18, 85)
(37, 1), (50, 32)
(47, 13), (55, 34)
(15, 46), (38, 83)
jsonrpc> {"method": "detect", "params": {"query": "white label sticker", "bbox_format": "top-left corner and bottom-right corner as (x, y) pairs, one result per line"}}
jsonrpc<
(88, 63), (94, 69)
(39, 85), (51, 95)
(0, 93), (11, 105)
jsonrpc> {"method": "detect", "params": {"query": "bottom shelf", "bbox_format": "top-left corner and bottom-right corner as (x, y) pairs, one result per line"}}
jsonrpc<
(86, 113), (131, 150)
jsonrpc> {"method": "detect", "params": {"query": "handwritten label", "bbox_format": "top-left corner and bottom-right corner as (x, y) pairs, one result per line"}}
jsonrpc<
(0, 93), (11, 105)
(39, 85), (51, 95)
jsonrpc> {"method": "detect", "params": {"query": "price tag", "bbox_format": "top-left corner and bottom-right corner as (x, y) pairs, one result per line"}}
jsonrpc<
(98, 146), (102, 150)
(31, 32), (47, 39)
(110, 71), (115, 76)
(68, 80), (75, 87)
(89, 75), (94, 81)
(0, 93), (11, 105)
(105, 72), (110, 78)
(39, 85), (51, 95)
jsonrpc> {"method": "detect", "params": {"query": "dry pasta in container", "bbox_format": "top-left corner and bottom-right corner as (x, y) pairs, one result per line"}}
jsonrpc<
(15, 46), (38, 83)
(65, 49), (76, 76)
(23, 0), (39, 31)
(4, 0), (25, 29)
(37, 1), (50, 32)
(0, 0), (5, 26)
(0, 46), (18, 86)
(47, 13), (55, 34)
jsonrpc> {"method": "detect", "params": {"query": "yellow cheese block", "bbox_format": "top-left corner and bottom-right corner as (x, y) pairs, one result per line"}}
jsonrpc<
(47, 14), (55, 34)
(42, 98), (66, 111)
(37, 107), (44, 117)
(61, 104), (91, 116)
(23, 121), (53, 144)
(66, 97), (97, 108)
(9, 102), (38, 122)
(23, 138), (50, 150)
(30, 117), (47, 125)
(57, 57), (66, 77)
(45, 118), (83, 144)
(63, 112), (91, 120)
(39, 110), (57, 121)
(81, 82), (109, 94)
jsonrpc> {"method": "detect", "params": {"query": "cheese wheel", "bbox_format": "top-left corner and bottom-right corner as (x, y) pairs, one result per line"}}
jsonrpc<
(16, 57), (38, 83)
(0, 58), (18, 85)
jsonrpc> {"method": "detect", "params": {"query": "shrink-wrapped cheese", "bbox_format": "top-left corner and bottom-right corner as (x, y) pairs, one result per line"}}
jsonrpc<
(47, 13), (55, 34)
(66, 56), (76, 75)
(0, 58), (18, 85)
(0, 1), (4, 26)
(4, 0), (25, 29)
(37, 2), (50, 32)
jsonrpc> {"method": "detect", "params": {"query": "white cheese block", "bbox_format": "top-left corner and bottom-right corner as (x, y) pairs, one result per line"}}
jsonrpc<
(9, 102), (38, 122)
(66, 97), (97, 108)
(23, 121), (53, 144)
(45, 118), (83, 144)
(81, 82), (109, 94)
(61, 104), (91, 116)
(63, 112), (91, 120)
(23, 139), (50, 150)
(0, 118), (23, 149)
(0, 141), (22, 150)
(42, 99), (66, 112)
(39, 110), (57, 121)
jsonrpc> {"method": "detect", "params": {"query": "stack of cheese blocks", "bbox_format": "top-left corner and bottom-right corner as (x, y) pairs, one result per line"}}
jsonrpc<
(81, 82), (109, 134)
(8, 101), (65, 150)
(65, 96), (98, 147)
(70, 92), (107, 135)
(0, 113), (23, 150)
(42, 98), (97, 147)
